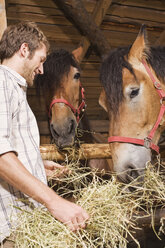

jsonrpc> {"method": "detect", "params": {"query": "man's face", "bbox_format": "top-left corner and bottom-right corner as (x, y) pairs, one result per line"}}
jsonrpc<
(22, 44), (47, 86)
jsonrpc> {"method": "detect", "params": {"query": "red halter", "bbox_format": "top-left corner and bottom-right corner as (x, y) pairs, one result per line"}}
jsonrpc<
(49, 83), (86, 123)
(108, 59), (165, 154)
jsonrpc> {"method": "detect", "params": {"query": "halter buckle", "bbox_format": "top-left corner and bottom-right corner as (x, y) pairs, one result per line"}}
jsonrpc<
(144, 137), (151, 149)
(154, 81), (161, 90)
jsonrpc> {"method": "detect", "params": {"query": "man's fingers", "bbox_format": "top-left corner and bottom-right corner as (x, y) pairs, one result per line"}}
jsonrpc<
(67, 210), (89, 231)
(66, 219), (79, 232)
(76, 215), (86, 229)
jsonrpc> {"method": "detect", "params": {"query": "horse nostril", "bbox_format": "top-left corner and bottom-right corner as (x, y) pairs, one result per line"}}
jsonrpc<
(126, 165), (139, 181)
(68, 120), (75, 134)
(50, 124), (59, 138)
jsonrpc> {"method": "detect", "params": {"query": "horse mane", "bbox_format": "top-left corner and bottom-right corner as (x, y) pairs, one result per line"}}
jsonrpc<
(100, 45), (165, 115)
(34, 49), (80, 96)
(147, 46), (165, 83)
(100, 46), (134, 114)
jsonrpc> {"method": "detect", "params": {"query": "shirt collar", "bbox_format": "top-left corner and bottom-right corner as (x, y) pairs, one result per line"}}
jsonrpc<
(0, 65), (28, 88)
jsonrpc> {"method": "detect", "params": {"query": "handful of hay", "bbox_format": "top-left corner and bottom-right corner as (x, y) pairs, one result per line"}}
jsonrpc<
(11, 161), (165, 248)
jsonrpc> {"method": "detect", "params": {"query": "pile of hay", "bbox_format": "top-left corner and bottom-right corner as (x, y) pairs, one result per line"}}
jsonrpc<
(11, 161), (165, 248)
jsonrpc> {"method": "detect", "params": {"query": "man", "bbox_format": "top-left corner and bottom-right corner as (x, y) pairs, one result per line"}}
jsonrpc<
(0, 22), (89, 244)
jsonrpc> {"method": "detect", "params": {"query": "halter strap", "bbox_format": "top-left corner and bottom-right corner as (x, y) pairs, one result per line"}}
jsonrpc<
(108, 136), (159, 153)
(108, 59), (165, 154)
(49, 83), (86, 123)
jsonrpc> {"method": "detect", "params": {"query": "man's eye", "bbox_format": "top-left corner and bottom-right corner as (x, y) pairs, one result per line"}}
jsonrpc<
(130, 88), (139, 98)
(74, 72), (80, 80)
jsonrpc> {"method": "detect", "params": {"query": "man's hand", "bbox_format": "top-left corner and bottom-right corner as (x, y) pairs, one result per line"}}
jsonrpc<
(43, 160), (89, 231)
(46, 195), (89, 231)
(43, 160), (69, 180)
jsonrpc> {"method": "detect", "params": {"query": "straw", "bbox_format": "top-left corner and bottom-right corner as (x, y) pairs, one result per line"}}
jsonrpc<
(11, 160), (165, 248)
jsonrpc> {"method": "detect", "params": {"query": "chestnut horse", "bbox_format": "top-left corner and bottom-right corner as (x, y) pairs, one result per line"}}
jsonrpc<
(99, 25), (165, 183)
(34, 49), (86, 148)
(35, 48), (109, 171)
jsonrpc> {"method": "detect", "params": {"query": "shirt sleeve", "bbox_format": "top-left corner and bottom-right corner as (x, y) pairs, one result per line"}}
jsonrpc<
(0, 75), (18, 155)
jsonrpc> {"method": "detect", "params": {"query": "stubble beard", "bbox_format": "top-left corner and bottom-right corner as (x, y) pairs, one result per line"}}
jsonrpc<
(22, 62), (34, 87)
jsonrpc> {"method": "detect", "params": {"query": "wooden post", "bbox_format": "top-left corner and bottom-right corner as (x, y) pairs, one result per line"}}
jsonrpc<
(0, 0), (7, 39)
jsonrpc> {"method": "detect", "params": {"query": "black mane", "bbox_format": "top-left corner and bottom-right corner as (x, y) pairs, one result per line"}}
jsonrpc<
(100, 46), (165, 115)
(34, 49), (80, 96)
(147, 46), (165, 82)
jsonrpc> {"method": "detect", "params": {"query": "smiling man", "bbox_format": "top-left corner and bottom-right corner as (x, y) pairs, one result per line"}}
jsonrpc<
(0, 22), (89, 245)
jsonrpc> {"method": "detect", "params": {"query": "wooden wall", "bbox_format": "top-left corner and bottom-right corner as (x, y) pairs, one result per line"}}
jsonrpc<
(4, 0), (165, 143)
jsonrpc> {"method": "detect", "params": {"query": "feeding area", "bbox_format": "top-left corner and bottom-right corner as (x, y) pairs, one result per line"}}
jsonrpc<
(10, 152), (165, 248)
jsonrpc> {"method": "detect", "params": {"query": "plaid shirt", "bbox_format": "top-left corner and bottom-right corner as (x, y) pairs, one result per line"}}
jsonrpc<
(0, 65), (47, 242)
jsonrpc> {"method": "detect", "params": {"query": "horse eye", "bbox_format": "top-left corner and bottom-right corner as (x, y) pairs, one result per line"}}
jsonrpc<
(74, 72), (80, 80)
(130, 88), (139, 98)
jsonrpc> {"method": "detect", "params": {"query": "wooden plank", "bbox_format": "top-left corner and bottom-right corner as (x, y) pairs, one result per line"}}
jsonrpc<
(7, 5), (60, 15)
(0, 0), (7, 39)
(114, 0), (165, 11)
(154, 30), (165, 45)
(40, 135), (51, 144)
(7, 11), (73, 26)
(107, 5), (165, 24)
(7, 0), (96, 11)
(7, 0), (58, 8)
(6, 17), (162, 46)
(7, 0), (165, 12)
(103, 16), (165, 28)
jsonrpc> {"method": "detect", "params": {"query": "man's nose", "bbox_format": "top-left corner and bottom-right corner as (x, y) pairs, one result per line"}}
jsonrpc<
(38, 64), (44, 74)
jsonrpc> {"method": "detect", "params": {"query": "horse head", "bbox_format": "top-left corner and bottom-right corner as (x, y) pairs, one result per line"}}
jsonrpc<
(99, 25), (165, 183)
(35, 48), (86, 148)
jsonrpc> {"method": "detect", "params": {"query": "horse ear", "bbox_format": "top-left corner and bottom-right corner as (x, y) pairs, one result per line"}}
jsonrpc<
(99, 89), (108, 112)
(128, 24), (149, 64)
(72, 46), (83, 63)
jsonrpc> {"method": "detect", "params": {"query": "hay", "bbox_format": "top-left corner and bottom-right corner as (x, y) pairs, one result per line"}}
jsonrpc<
(48, 155), (94, 199)
(11, 161), (165, 248)
(12, 177), (139, 248)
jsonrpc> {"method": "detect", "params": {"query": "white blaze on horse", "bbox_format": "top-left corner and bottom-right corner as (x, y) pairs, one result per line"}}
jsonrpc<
(99, 25), (165, 183)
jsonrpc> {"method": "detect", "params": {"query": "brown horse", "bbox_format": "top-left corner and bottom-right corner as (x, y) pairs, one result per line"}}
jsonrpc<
(99, 25), (165, 183)
(34, 49), (86, 148)
(34, 48), (109, 172)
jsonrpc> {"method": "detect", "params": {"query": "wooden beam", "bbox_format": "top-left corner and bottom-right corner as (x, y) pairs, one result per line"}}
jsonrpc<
(40, 143), (165, 161)
(55, 0), (111, 57)
(40, 143), (111, 161)
(0, 0), (7, 39)
(74, 0), (112, 62)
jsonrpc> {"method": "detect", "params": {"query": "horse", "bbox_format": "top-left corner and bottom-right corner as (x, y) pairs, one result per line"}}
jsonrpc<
(99, 25), (165, 183)
(34, 48), (110, 172)
(34, 49), (87, 148)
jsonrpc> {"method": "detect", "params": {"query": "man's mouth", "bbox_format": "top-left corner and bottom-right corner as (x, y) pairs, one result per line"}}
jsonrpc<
(33, 71), (37, 79)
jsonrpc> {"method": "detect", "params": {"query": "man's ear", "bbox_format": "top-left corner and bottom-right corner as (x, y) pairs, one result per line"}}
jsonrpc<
(99, 89), (108, 112)
(19, 43), (30, 58)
